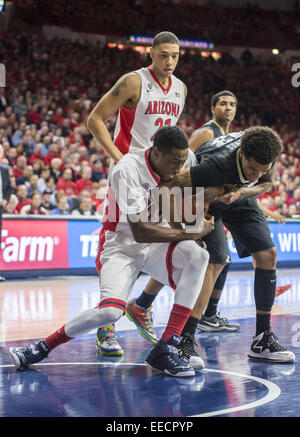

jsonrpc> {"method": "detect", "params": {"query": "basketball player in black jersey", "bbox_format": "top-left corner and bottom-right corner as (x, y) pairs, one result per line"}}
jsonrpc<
(190, 90), (240, 332)
(189, 90), (290, 333)
(171, 125), (295, 363)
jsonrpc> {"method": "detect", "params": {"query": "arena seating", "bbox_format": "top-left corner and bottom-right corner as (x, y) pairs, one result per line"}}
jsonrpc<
(0, 28), (299, 218)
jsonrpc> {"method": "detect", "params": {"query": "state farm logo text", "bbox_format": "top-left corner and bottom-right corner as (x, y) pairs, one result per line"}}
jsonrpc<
(1, 229), (59, 262)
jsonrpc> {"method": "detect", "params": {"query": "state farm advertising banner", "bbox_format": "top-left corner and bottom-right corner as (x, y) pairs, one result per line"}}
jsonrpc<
(0, 220), (69, 271)
(0, 218), (299, 274)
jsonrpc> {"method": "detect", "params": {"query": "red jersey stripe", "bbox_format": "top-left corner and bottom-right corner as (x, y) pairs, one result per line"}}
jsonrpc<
(115, 106), (137, 155)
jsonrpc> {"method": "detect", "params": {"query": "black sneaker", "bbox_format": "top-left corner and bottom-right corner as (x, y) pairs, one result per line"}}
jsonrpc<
(177, 333), (205, 370)
(248, 330), (295, 363)
(145, 334), (195, 378)
(197, 312), (240, 332)
(9, 341), (50, 370)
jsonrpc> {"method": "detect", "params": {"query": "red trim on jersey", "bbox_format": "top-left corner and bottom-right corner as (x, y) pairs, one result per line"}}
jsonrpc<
(147, 66), (173, 95)
(166, 242), (178, 290)
(95, 228), (108, 275)
(101, 185), (120, 232)
(115, 106), (137, 155)
(144, 148), (161, 184)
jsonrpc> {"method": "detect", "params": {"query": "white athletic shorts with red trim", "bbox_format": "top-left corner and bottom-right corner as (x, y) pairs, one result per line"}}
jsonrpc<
(97, 229), (209, 311)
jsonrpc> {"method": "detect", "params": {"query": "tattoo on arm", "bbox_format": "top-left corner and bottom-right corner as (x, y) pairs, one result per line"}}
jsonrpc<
(111, 78), (128, 97)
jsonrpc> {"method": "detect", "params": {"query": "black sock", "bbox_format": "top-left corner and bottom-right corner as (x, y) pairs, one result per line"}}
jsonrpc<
(256, 313), (271, 337)
(181, 316), (199, 337)
(135, 290), (157, 309)
(204, 297), (220, 318)
(254, 268), (276, 333)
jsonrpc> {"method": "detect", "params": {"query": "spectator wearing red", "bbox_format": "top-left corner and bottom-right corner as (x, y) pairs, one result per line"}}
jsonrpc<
(20, 192), (48, 215)
(69, 127), (86, 147)
(75, 166), (93, 194)
(56, 168), (78, 197)
(16, 184), (31, 212)
(45, 143), (61, 166)
(27, 103), (42, 124)
(29, 143), (47, 165)
(51, 107), (65, 126)
(13, 155), (27, 179)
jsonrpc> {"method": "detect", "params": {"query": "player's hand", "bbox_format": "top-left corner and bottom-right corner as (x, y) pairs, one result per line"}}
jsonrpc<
(271, 213), (286, 223)
(214, 189), (241, 205)
(188, 216), (214, 239)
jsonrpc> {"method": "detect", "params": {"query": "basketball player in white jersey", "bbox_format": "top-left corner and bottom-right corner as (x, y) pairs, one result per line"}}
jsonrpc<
(87, 31), (190, 356)
(10, 126), (224, 377)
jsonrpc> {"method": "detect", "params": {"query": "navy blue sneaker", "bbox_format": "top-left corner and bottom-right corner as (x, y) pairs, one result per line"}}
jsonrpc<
(145, 335), (195, 378)
(9, 341), (50, 370)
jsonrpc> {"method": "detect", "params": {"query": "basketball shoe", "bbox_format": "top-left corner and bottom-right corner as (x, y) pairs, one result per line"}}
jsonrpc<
(248, 330), (295, 363)
(126, 299), (157, 343)
(197, 312), (240, 332)
(96, 325), (124, 356)
(10, 341), (50, 369)
(177, 333), (205, 370)
(145, 334), (195, 377)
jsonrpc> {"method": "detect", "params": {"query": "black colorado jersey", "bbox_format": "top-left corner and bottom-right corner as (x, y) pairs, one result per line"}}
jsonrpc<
(191, 131), (273, 189)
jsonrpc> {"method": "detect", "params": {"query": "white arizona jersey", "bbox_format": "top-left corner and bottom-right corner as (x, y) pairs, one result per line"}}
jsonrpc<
(113, 67), (185, 154)
(95, 147), (196, 272)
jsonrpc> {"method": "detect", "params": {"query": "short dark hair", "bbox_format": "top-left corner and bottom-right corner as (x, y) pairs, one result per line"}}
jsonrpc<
(152, 31), (180, 48)
(241, 126), (282, 164)
(211, 90), (237, 107)
(153, 126), (188, 153)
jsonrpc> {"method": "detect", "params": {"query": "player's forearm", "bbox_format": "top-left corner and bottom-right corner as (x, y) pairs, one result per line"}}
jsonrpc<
(168, 169), (192, 189)
(129, 221), (196, 243)
(238, 182), (272, 200)
(87, 116), (123, 163)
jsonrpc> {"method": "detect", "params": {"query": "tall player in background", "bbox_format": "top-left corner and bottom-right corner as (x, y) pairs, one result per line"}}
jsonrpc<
(189, 90), (291, 333)
(87, 31), (191, 357)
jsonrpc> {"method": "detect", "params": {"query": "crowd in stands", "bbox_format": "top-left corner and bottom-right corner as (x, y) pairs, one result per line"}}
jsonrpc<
(0, 32), (300, 219)
(13, 0), (300, 50)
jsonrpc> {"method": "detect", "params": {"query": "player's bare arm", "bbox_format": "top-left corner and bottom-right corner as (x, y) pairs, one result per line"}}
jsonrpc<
(215, 165), (275, 205)
(87, 72), (142, 163)
(189, 128), (214, 153)
(161, 170), (227, 203)
(127, 210), (208, 244)
(183, 82), (188, 100)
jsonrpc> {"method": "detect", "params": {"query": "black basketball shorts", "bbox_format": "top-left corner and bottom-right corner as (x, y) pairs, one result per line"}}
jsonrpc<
(202, 197), (275, 264)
